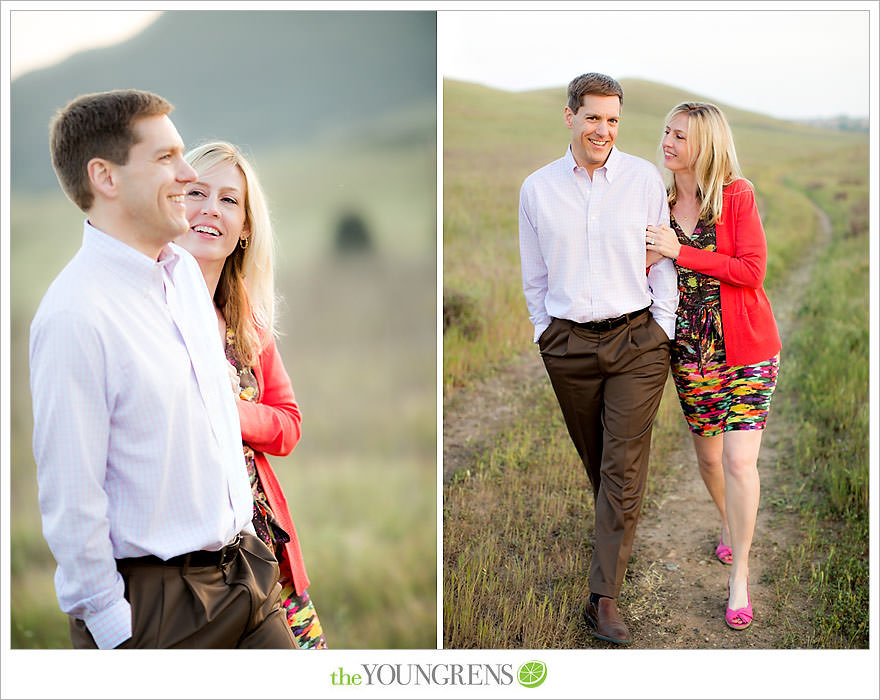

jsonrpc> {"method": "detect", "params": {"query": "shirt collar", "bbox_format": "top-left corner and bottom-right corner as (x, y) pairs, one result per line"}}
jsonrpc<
(83, 220), (181, 284)
(565, 144), (621, 183)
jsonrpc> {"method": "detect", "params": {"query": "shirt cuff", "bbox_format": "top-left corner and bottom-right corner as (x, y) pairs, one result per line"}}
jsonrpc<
(83, 596), (132, 649)
(657, 316), (675, 340)
(533, 320), (551, 344)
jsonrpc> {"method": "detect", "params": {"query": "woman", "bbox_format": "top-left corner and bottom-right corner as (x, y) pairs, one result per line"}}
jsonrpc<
(178, 141), (327, 648)
(645, 103), (781, 630)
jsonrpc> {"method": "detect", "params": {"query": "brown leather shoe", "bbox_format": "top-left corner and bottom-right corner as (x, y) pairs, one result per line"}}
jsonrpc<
(584, 597), (632, 645)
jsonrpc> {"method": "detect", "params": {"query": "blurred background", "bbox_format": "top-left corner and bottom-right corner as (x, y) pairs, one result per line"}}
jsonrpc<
(8, 9), (437, 649)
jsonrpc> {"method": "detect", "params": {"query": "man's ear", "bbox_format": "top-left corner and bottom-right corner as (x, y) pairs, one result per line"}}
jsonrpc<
(563, 105), (574, 130)
(86, 158), (118, 199)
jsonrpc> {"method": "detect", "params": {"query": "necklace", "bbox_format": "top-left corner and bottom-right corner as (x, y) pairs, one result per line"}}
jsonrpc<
(674, 203), (698, 223)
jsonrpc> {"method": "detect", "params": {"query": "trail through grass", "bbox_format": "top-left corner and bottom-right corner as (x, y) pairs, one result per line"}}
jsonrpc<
(442, 79), (869, 650)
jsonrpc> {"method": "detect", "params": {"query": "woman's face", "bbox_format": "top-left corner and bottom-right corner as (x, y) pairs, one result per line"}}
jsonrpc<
(179, 162), (249, 266)
(661, 112), (691, 172)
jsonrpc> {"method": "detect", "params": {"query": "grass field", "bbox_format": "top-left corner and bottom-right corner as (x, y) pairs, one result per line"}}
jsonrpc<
(442, 78), (869, 648)
(772, 164), (869, 647)
(9, 132), (437, 649)
(442, 78), (863, 393)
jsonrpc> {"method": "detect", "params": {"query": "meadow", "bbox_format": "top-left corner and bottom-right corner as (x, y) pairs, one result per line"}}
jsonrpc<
(442, 78), (869, 648)
(9, 130), (437, 649)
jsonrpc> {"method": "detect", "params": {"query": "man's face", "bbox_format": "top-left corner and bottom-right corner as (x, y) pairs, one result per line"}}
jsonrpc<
(564, 94), (620, 172)
(112, 114), (197, 247)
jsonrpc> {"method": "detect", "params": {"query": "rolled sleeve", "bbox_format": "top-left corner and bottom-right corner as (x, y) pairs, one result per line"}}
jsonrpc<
(645, 174), (678, 338)
(519, 181), (552, 342)
(647, 257), (678, 339)
(30, 310), (129, 646)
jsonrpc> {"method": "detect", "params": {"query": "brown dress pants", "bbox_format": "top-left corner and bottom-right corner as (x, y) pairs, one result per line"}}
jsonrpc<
(539, 312), (670, 598)
(69, 532), (297, 649)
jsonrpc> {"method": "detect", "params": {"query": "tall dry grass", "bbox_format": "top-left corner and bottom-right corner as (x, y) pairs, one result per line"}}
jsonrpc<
(442, 79), (869, 648)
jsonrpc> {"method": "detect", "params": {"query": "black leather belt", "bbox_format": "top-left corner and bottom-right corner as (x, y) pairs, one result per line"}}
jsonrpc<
(572, 306), (650, 332)
(118, 533), (243, 568)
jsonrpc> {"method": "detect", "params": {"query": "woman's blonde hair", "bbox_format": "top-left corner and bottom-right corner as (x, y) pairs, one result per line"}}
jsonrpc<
(662, 102), (743, 226)
(185, 141), (276, 367)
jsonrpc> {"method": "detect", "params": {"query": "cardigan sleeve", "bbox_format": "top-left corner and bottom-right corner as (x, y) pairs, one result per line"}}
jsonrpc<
(674, 180), (767, 289)
(237, 335), (302, 456)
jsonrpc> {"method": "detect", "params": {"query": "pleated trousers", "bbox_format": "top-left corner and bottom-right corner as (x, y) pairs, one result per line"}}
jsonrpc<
(539, 312), (670, 597)
(69, 532), (297, 649)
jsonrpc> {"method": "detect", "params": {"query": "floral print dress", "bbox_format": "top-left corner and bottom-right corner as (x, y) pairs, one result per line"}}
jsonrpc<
(670, 216), (725, 371)
(226, 328), (328, 649)
(669, 216), (779, 436)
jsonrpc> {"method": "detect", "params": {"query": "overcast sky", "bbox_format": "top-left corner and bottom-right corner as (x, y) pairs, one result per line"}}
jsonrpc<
(438, 7), (873, 120)
(9, 9), (160, 79)
(5, 6), (874, 120)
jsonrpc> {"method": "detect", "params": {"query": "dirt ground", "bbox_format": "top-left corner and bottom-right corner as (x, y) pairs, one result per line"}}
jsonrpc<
(442, 204), (831, 649)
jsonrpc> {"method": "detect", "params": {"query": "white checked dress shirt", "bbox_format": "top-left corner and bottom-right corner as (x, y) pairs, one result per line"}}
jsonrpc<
(29, 222), (254, 649)
(519, 146), (678, 342)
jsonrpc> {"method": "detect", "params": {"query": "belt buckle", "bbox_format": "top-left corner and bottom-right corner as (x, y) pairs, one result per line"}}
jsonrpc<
(219, 533), (242, 567)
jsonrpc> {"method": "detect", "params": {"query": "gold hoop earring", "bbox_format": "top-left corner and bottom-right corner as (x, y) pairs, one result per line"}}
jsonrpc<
(239, 237), (249, 250)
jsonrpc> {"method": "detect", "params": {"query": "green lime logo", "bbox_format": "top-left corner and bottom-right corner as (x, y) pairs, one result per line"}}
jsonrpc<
(517, 660), (547, 688)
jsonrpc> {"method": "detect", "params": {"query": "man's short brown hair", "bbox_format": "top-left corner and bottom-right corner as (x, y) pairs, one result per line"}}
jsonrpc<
(49, 89), (173, 211)
(567, 73), (624, 112)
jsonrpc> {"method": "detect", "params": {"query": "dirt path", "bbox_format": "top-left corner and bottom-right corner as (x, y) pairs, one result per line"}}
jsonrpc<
(624, 202), (831, 648)
(443, 202), (832, 648)
(443, 352), (546, 484)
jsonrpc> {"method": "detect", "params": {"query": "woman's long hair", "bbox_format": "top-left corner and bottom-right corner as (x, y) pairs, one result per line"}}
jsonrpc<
(185, 142), (276, 367)
(662, 102), (744, 226)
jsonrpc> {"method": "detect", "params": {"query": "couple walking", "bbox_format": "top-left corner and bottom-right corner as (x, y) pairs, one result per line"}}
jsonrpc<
(519, 72), (781, 644)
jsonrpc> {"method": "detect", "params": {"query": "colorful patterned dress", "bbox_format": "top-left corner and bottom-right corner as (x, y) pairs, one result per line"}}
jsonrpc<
(670, 215), (779, 437)
(226, 329), (328, 649)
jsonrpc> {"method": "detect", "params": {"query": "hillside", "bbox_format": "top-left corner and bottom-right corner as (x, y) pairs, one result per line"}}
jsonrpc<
(442, 78), (869, 656)
(442, 76), (867, 390)
(11, 10), (437, 191)
(444, 77), (857, 174)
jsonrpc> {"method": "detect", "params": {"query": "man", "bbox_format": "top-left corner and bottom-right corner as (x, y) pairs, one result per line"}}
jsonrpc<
(518, 73), (678, 645)
(30, 89), (297, 649)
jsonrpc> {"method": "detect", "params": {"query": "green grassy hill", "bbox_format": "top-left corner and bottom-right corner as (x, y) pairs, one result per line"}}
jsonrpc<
(11, 10), (437, 192)
(442, 77), (866, 390)
(443, 78), (868, 649)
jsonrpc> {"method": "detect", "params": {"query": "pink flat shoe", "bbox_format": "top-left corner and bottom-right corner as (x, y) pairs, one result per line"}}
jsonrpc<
(715, 537), (733, 565)
(725, 578), (753, 630)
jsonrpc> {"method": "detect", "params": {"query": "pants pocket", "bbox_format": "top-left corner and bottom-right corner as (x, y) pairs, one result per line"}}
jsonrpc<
(538, 318), (570, 357)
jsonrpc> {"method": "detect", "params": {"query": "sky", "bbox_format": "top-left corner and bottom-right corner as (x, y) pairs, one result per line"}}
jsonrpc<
(8, 9), (161, 80)
(438, 6), (873, 120)
(4, 5), (874, 120)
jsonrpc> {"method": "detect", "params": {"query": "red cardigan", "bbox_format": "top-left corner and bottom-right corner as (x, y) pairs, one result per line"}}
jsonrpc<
(674, 179), (781, 366)
(237, 334), (310, 595)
